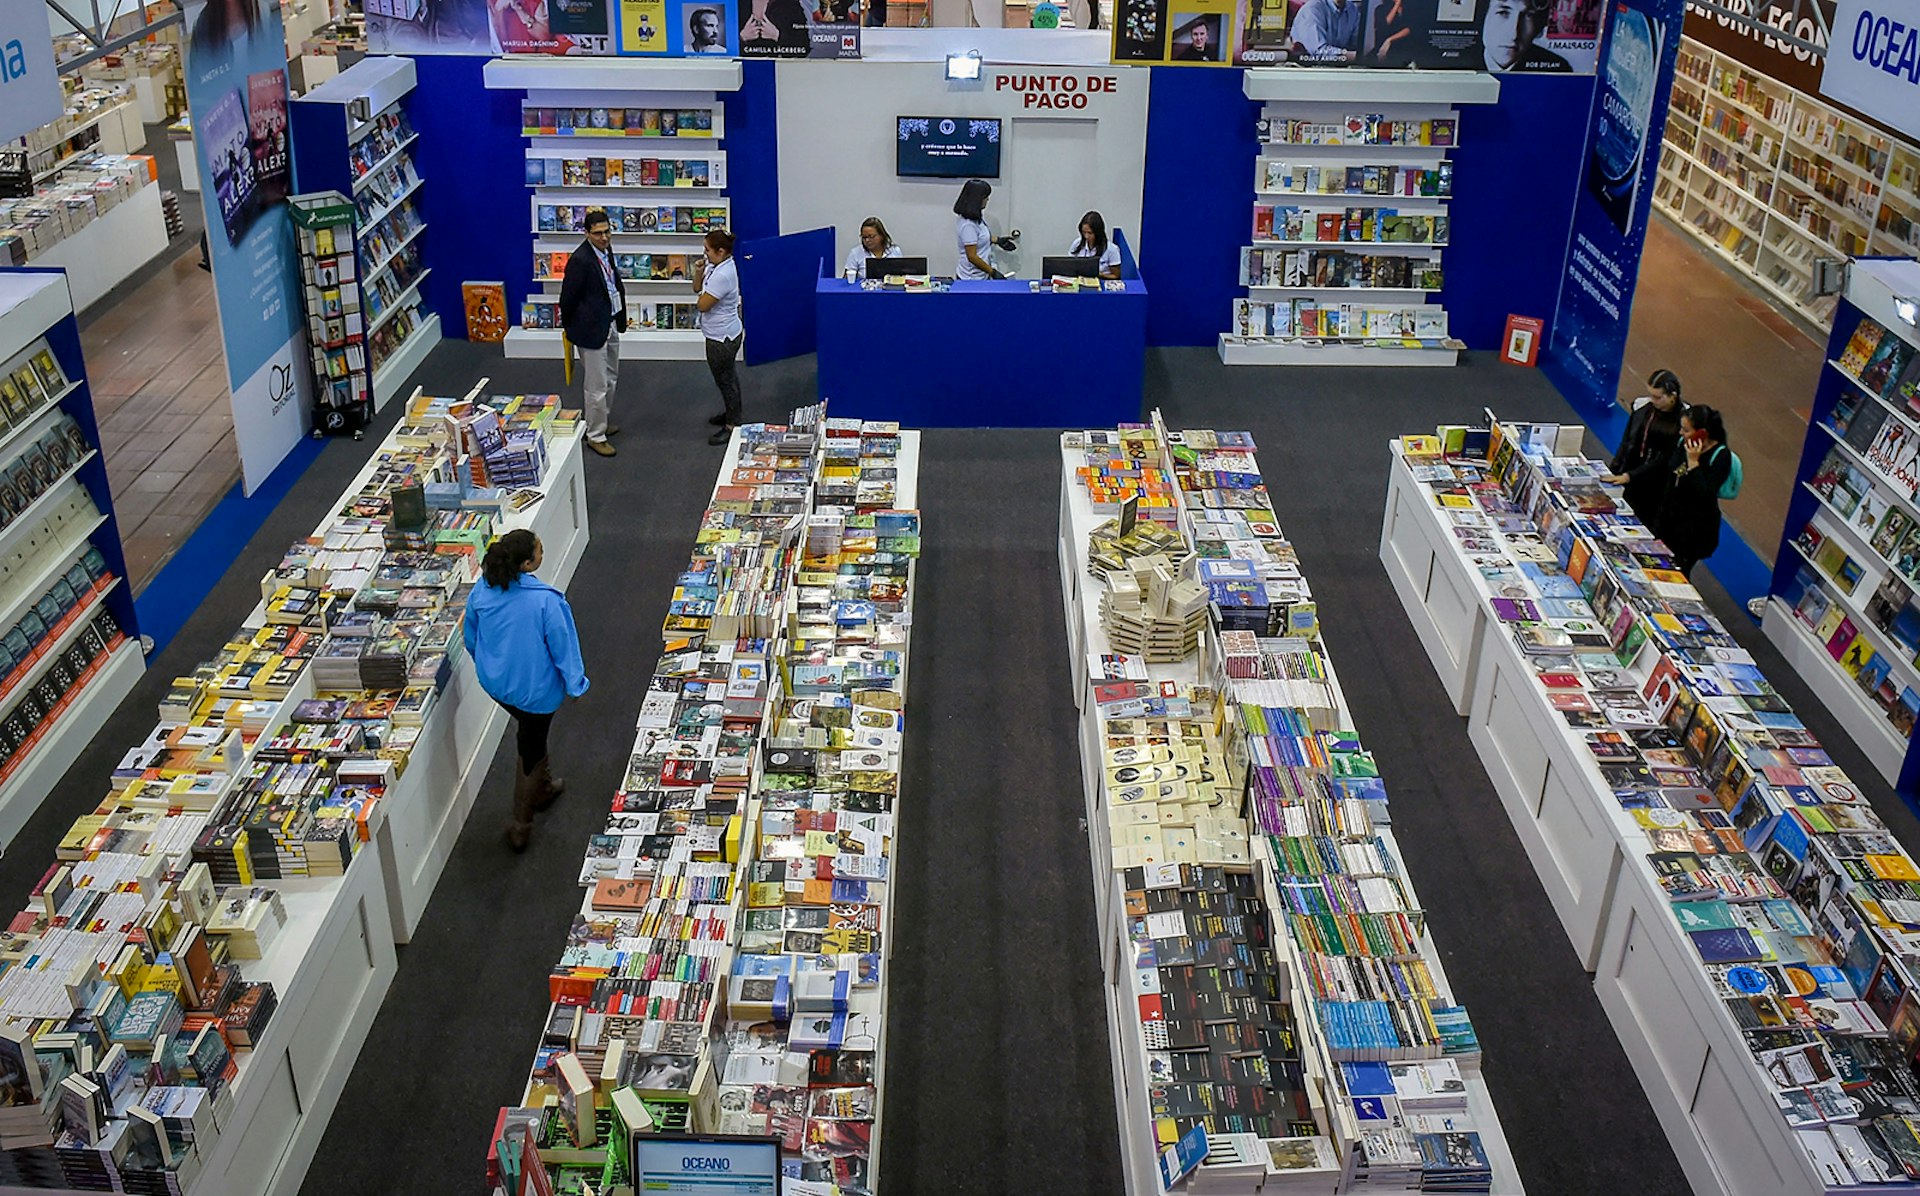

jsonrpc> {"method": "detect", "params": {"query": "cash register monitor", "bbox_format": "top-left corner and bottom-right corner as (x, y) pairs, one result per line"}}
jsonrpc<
(1042, 255), (1099, 279)
(866, 256), (929, 279)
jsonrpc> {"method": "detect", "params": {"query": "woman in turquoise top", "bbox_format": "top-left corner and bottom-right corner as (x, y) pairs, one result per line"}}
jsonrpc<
(463, 529), (590, 851)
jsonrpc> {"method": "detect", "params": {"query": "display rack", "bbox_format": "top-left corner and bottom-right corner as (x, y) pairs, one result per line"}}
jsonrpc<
(0, 270), (144, 849)
(1222, 70), (1497, 368)
(1061, 416), (1522, 1194)
(289, 55), (441, 410)
(290, 193), (372, 435)
(1762, 257), (1920, 792)
(1383, 410), (1920, 1195)
(480, 57), (742, 362)
(1655, 35), (1920, 329)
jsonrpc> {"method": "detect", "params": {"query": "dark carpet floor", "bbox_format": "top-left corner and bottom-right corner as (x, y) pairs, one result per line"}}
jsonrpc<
(13, 343), (1914, 1196)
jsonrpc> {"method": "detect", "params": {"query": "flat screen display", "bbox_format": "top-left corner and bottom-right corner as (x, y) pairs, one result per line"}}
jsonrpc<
(632, 1134), (781, 1195)
(896, 116), (1001, 179)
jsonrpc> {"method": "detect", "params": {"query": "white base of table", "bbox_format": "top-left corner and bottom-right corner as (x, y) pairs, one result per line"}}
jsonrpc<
(35, 185), (169, 314)
(503, 326), (708, 361)
(1379, 447), (1484, 715)
(0, 639), (143, 850)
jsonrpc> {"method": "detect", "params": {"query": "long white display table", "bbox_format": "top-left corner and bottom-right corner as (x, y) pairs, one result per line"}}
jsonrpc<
(1379, 440), (1912, 1196)
(1061, 436), (1523, 1196)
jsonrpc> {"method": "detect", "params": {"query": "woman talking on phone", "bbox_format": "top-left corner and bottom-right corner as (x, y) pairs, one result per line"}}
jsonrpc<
(1655, 404), (1732, 579)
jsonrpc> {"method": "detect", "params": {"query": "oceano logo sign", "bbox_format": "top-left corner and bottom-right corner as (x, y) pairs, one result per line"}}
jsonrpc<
(0, 39), (29, 83)
(1847, 8), (1920, 82)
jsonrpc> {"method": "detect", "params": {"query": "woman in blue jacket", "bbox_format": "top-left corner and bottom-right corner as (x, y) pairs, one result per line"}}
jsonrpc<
(463, 529), (590, 851)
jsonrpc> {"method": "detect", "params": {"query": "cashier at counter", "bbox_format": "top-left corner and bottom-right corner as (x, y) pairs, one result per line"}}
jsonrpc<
(842, 216), (904, 279)
(1069, 210), (1122, 280)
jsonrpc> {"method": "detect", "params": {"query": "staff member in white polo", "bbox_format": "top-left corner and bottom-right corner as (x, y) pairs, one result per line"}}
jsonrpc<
(1068, 210), (1122, 280)
(952, 179), (1003, 280)
(692, 229), (744, 446)
(843, 216), (904, 280)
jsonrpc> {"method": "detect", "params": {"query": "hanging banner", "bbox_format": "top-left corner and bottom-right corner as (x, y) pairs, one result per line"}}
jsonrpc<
(1542, 0), (1684, 413)
(1115, 0), (1607, 71)
(369, 0), (613, 53)
(1683, 0), (1832, 95)
(1820, 0), (1920, 144)
(734, 0), (858, 57)
(184, 0), (310, 494)
(0, 0), (65, 146)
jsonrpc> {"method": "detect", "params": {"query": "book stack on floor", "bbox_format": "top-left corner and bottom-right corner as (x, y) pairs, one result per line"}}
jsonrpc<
(1401, 417), (1920, 1185)
(496, 405), (921, 1196)
(1063, 417), (1515, 1194)
(0, 394), (581, 1193)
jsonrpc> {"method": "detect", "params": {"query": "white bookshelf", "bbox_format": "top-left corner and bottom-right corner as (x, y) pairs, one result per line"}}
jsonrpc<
(1222, 72), (1496, 368)
(1655, 35), (1920, 330)
(485, 63), (739, 361)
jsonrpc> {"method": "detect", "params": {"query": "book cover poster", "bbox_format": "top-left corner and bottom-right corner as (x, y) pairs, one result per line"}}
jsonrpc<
(463, 282), (509, 342)
(199, 88), (255, 245)
(619, 0), (671, 51)
(369, 0), (611, 52)
(1542, 0), (1683, 415)
(1125, 0), (1604, 70)
(736, 0), (810, 56)
(246, 70), (289, 208)
(1113, 0), (1170, 59)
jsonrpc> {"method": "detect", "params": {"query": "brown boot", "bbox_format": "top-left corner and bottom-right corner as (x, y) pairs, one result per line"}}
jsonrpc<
(532, 756), (565, 812)
(506, 760), (539, 852)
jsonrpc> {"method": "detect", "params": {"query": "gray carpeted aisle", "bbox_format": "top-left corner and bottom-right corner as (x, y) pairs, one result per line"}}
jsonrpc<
(16, 343), (1917, 1196)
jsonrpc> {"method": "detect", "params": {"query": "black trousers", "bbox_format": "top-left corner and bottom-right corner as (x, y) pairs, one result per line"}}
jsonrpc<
(498, 703), (555, 771)
(706, 334), (743, 424)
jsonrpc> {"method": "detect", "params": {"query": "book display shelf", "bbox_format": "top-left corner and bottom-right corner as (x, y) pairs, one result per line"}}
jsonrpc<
(0, 271), (144, 850)
(0, 392), (586, 1196)
(479, 58), (742, 362)
(289, 193), (373, 435)
(1382, 412), (1920, 1194)
(487, 405), (918, 1196)
(1222, 70), (1497, 369)
(288, 55), (442, 410)
(1654, 35), (1920, 330)
(1763, 258), (1920, 792)
(1057, 415), (1520, 1194)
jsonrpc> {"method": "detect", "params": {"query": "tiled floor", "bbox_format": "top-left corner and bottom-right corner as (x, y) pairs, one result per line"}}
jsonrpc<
(79, 250), (236, 590)
(1622, 216), (1826, 566)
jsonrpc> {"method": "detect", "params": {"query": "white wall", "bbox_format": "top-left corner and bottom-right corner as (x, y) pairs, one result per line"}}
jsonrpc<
(774, 60), (1148, 279)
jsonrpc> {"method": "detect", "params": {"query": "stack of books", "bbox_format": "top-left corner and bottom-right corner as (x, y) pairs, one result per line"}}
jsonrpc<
(1099, 555), (1209, 662)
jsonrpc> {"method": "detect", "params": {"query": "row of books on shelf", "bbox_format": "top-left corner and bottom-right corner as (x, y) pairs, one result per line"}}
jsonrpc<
(351, 157), (418, 227)
(1239, 248), (1442, 291)
(360, 201), (422, 275)
(0, 339), (72, 428)
(369, 307), (427, 371)
(1782, 548), (1920, 739)
(1072, 422), (1499, 1190)
(535, 251), (696, 284)
(0, 397), (581, 1186)
(521, 105), (715, 137)
(0, 416), (91, 528)
(363, 253), (426, 325)
(520, 299), (700, 332)
(536, 203), (726, 235)
(1229, 300), (1446, 342)
(1256, 115), (1456, 148)
(348, 108), (414, 182)
(525, 156), (722, 189)
(1252, 207), (1447, 247)
(1259, 161), (1451, 200)
(1399, 421), (1920, 1185)
(499, 406), (916, 1196)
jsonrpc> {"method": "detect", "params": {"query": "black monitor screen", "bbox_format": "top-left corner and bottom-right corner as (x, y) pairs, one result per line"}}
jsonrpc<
(867, 256), (929, 279)
(896, 116), (1001, 179)
(1042, 255), (1099, 278)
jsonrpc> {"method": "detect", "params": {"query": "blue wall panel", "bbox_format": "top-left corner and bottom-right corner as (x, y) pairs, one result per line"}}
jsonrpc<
(407, 55), (532, 338)
(724, 61), (781, 244)
(1138, 67), (1257, 347)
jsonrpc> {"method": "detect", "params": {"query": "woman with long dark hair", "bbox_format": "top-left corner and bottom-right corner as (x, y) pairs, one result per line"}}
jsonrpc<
(1655, 404), (1732, 579)
(1069, 210), (1121, 279)
(694, 228), (744, 445)
(953, 179), (1001, 280)
(463, 529), (589, 851)
(1604, 367), (1685, 522)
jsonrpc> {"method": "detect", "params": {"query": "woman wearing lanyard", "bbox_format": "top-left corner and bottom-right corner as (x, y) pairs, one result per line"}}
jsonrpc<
(692, 229), (744, 446)
(953, 179), (1002, 280)
(1602, 368), (1685, 522)
(1069, 210), (1122, 280)
(843, 216), (903, 281)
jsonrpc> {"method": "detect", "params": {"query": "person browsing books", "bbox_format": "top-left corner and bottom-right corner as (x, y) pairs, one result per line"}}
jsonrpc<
(1069, 211), (1122, 280)
(1654, 405), (1732, 579)
(464, 530), (589, 853)
(1290, 0), (1362, 61)
(693, 229), (745, 446)
(558, 209), (628, 458)
(953, 179), (1003, 281)
(1603, 368), (1685, 522)
(843, 216), (903, 280)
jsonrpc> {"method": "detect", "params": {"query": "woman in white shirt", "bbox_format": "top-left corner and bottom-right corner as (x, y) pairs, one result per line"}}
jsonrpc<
(843, 216), (903, 281)
(1069, 210), (1123, 280)
(692, 229), (745, 446)
(953, 179), (1001, 281)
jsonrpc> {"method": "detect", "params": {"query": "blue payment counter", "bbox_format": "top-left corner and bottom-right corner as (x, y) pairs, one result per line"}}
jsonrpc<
(814, 277), (1147, 427)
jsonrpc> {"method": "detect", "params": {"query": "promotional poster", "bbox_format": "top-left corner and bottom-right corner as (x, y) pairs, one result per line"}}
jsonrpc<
(370, 0), (613, 53)
(1543, 0), (1684, 413)
(184, 0), (310, 493)
(1115, 0), (1607, 70)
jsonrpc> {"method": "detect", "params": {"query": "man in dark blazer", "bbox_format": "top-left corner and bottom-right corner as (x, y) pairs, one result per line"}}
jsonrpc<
(558, 209), (628, 457)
